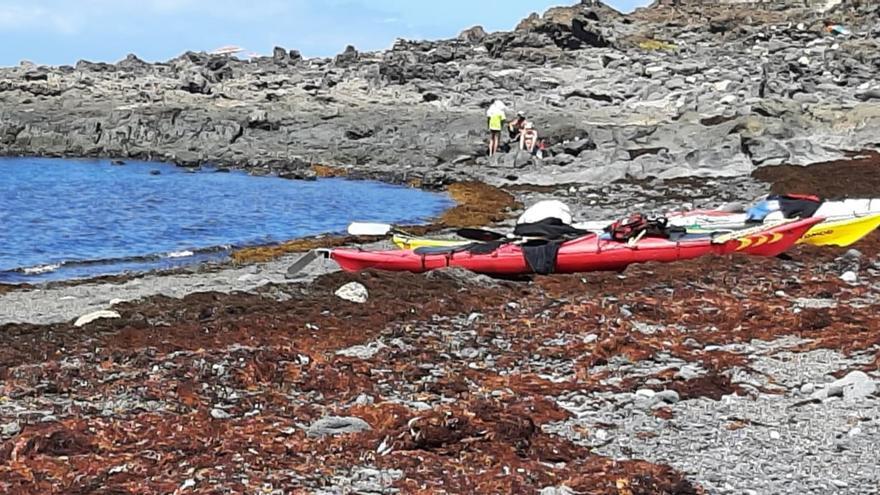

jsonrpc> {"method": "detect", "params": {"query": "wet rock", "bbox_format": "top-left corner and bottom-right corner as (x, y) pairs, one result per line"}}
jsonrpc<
(307, 416), (371, 437)
(335, 282), (369, 304)
(73, 310), (120, 327)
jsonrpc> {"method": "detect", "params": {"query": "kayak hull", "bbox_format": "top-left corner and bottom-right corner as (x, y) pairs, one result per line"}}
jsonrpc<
(332, 218), (823, 275)
(796, 214), (880, 247)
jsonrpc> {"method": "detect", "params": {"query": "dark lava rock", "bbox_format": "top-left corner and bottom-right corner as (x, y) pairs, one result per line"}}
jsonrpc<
(334, 45), (359, 66)
(459, 25), (488, 43)
(273, 46), (290, 64)
(345, 128), (374, 141)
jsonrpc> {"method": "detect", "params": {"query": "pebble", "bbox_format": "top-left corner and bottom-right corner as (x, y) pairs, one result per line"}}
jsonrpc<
(840, 271), (858, 283)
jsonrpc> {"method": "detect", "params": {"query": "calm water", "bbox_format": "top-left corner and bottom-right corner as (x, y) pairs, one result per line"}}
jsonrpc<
(0, 158), (453, 283)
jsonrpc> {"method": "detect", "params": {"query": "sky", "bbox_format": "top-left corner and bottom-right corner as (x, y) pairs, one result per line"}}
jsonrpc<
(0, 0), (650, 67)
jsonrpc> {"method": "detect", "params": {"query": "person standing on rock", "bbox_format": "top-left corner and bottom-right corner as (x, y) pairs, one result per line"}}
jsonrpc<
(486, 100), (507, 157)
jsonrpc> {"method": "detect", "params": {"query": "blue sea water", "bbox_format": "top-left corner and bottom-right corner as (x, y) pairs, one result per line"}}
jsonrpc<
(0, 158), (453, 283)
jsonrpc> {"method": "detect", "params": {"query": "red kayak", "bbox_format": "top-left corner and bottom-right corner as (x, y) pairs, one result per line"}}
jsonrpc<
(330, 217), (823, 275)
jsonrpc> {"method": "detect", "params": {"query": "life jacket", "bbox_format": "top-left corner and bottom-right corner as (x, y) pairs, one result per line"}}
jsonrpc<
(488, 114), (504, 131)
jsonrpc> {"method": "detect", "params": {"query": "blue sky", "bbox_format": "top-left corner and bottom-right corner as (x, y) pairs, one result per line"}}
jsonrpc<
(0, 0), (650, 67)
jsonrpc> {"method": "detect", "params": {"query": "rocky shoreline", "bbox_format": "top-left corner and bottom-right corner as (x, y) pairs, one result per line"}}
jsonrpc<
(2, 0), (880, 493)
(2, 1), (879, 188)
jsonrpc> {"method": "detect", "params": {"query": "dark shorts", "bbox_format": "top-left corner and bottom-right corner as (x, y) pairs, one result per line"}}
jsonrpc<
(490, 130), (501, 137)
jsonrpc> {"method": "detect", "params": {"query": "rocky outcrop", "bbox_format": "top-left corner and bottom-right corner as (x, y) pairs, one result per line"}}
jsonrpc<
(0, 0), (878, 187)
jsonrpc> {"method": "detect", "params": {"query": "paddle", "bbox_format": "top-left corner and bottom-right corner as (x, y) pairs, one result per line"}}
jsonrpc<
(285, 249), (325, 278)
(348, 222), (509, 243)
(455, 228), (508, 242)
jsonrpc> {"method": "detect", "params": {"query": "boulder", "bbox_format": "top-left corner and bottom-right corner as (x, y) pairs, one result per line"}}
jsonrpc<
(272, 46), (289, 64)
(563, 138), (596, 157)
(502, 150), (534, 169)
(571, 17), (610, 48)
(459, 25), (488, 43)
(307, 416), (372, 437)
(335, 282), (369, 304)
(335, 45), (359, 66)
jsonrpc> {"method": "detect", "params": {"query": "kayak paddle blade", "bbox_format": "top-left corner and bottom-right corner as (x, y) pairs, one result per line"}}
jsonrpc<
(347, 222), (393, 236)
(286, 250), (320, 278)
(456, 228), (506, 242)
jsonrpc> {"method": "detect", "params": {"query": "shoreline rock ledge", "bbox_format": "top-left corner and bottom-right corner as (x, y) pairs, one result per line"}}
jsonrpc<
(0, 0), (878, 187)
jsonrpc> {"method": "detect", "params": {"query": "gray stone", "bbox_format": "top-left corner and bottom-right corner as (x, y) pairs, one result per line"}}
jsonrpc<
(210, 408), (232, 420)
(562, 138), (595, 157)
(1, 421), (21, 437)
(666, 77), (687, 90)
(502, 150), (533, 169)
(653, 390), (681, 404)
(307, 416), (372, 437)
(539, 487), (577, 495)
(336, 341), (387, 359)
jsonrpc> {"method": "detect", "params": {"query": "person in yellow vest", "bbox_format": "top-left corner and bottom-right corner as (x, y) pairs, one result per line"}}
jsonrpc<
(486, 101), (506, 157)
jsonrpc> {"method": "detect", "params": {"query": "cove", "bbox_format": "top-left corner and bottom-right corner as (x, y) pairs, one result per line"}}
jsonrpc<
(0, 158), (453, 283)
